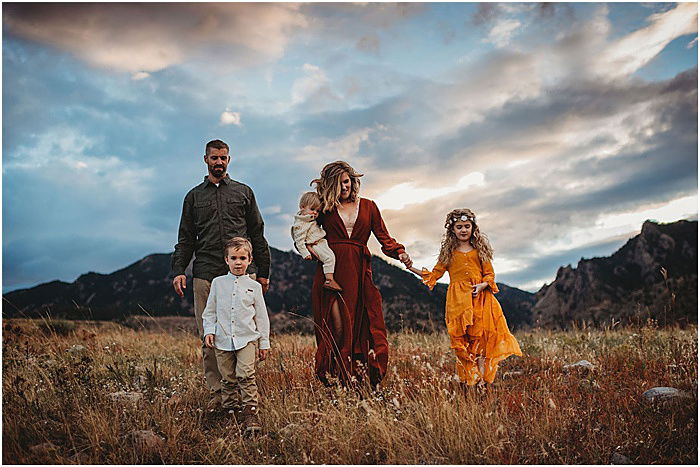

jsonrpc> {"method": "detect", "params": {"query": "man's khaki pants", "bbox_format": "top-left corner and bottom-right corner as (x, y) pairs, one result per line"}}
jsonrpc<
(215, 342), (259, 409)
(193, 278), (222, 399)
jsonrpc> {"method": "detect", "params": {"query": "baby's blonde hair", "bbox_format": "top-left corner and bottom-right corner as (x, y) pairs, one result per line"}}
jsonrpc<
(437, 208), (494, 266)
(311, 161), (363, 213)
(299, 191), (322, 210)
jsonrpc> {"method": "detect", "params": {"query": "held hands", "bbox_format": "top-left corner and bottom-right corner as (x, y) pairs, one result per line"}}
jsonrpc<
(398, 252), (413, 269)
(173, 275), (187, 298)
(204, 334), (215, 348)
(472, 282), (487, 296)
(258, 348), (269, 361)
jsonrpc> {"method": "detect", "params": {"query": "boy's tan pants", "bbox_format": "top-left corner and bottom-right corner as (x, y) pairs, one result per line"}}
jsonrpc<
(214, 342), (259, 409)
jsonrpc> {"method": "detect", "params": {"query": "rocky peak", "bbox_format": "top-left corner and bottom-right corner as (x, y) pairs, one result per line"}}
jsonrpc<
(532, 220), (697, 328)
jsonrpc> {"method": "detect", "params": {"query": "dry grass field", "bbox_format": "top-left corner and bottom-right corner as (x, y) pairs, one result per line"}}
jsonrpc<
(2, 317), (697, 464)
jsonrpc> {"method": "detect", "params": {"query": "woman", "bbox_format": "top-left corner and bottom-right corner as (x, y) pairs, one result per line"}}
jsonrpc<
(309, 161), (412, 387)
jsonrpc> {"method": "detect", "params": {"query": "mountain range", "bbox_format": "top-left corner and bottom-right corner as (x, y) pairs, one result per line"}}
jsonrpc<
(2, 246), (534, 332)
(532, 219), (697, 328)
(3, 220), (696, 331)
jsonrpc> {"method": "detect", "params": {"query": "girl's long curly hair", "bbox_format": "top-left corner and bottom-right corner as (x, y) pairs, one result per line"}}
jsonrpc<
(437, 208), (494, 266)
(311, 161), (364, 213)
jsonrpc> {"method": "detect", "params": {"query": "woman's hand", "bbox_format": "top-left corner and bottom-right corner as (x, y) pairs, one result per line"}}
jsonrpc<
(398, 252), (413, 269)
(472, 282), (487, 296)
(258, 349), (269, 361)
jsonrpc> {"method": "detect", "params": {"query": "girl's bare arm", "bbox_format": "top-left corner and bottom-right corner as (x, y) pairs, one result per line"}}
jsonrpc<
(406, 265), (423, 276)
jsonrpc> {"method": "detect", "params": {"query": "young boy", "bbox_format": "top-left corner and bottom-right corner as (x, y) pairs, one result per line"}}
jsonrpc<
(202, 237), (270, 434)
(291, 192), (343, 292)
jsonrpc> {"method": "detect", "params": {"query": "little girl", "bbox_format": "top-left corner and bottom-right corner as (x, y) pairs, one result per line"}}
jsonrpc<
(408, 208), (522, 386)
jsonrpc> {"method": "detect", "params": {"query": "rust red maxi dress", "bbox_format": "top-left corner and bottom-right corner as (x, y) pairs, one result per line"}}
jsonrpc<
(311, 198), (405, 386)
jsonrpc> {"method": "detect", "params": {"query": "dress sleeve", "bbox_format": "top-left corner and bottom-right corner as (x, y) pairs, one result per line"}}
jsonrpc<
(481, 259), (499, 294)
(369, 200), (405, 259)
(421, 262), (447, 291)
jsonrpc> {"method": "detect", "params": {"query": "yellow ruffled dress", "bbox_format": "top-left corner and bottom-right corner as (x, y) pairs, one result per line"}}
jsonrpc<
(422, 250), (522, 385)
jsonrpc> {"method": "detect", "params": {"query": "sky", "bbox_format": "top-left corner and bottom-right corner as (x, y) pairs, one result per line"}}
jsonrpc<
(2, 2), (698, 294)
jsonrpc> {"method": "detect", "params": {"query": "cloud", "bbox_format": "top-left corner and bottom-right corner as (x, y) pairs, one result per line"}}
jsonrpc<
(4, 127), (154, 203)
(296, 126), (379, 165)
(131, 71), (151, 81)
(289, 63), (343, 113)
(594, 2), (698, 79)
(485, 18), (522, 48)
(220, 110), (242, 126)
(375, 172), (485, 211)
(262, 205), (282, 215)
(3, 3), (308, 73)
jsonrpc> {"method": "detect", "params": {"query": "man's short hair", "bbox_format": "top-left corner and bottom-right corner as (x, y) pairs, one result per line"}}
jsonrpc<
(206, 139), (229, 155)
(299, 191), (322, 210)
(224, 237), (253, 259)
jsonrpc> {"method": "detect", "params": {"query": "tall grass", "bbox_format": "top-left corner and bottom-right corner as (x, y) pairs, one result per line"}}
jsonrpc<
(2, 319), (696, 464)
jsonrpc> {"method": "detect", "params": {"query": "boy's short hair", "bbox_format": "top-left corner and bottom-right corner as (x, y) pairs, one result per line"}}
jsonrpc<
(224, 237), (253, 259)
(299, 191), (322, 210)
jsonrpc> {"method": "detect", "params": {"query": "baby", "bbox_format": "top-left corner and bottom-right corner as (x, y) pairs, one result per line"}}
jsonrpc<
(292, 192), (343, 292)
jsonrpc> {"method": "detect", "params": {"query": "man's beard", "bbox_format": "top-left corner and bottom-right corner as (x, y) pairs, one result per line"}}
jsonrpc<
(211, 166), (225, 177)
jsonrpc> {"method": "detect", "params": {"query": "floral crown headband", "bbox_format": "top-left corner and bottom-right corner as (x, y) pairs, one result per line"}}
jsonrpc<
(445, 214), (475, 229)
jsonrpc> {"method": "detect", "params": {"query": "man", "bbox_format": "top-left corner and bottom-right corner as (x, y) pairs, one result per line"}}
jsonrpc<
(172, 139), (271, 410)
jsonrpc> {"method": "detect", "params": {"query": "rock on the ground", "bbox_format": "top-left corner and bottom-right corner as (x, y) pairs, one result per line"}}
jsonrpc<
(563, 360), (595, 371)
(129, 430), (164, 453)
(108, 391), (144, 405)
(610, 452), (632, 464)
(66, 345), (86, 354)
(642, 387), (691, 403)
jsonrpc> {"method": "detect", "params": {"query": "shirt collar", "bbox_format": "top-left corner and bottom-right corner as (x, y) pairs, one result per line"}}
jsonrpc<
(204, 174), (232, 186)
(227, 271), (248, 281)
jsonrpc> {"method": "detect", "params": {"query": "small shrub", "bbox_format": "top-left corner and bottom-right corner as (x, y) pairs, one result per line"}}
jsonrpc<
(38, 319), (77, 336)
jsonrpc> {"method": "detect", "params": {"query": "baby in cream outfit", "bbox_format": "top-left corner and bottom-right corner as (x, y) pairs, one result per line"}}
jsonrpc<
(291, 192), (343, 292)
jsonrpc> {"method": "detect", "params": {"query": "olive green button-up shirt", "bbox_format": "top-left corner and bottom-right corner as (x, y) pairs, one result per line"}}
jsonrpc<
(171, 175), (271, 281)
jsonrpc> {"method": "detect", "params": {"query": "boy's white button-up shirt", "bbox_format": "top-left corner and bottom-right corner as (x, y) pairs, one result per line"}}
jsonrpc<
(202, 273), (270, 351)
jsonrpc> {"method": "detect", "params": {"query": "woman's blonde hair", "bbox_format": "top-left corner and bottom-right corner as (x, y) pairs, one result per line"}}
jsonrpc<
(311, 161), (364, 213)
(437, 208), (494, 266)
